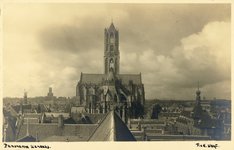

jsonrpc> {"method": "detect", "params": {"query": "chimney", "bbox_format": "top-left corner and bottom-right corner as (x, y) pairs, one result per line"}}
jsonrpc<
(4, 127), (7, 142)
(162, 128), (165, 134)
(36, 132), (38, 142)
(138, 122), (141, 131)
(20, 103), (23, 115)
(122, 105), (126, 123)
(58, 115), (64, 127)
(41, 113), (45, 123)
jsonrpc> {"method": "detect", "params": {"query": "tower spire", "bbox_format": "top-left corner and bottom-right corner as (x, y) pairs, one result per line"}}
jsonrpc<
(196, 81), (201, 104)
(198, 81), (199, 90)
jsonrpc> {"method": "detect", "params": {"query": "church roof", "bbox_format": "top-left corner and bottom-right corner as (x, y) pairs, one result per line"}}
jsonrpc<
(80, 73), (142, 85)
(88, 111), (136, 141)
(117, 74), (142, 85)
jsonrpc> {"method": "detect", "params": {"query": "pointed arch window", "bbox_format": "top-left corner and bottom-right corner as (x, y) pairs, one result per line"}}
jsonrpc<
(110, 45), (114, 51)
(110, 32), (114, 37)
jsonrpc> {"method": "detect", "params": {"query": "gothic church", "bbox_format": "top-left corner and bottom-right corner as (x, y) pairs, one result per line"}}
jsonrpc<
(76, 22), (145, 121)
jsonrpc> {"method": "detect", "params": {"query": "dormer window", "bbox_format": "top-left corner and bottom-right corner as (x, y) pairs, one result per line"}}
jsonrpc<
(190, 112), (194, 117)
(198, 119), (201, 124)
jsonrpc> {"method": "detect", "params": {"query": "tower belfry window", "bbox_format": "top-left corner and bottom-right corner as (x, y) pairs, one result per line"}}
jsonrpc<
(110, 45), (113, 51)
(110, 32), (114, 37)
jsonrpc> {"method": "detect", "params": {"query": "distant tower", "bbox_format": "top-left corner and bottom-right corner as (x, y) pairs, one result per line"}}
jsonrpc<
(23, 90), (27, 104)
(104, 21), (120, 74)
(196, 82), (201, 104)
(47, 87), (54, 101)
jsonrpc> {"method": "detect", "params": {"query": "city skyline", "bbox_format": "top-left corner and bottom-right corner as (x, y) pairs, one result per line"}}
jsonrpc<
(2, 3), (231, 100)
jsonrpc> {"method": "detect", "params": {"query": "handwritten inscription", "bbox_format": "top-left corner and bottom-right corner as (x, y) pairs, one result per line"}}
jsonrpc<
(196, 143), (220, 149)
(4, 143), (51, 149)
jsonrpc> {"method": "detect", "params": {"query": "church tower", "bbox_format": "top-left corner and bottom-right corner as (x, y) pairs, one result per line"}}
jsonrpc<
(23, 90), (27, 104)
(104, 22), (120, 74)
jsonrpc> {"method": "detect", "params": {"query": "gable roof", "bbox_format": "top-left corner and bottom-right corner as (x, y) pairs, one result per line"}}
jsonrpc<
(71, 113), (107, 124)
(180, 111), (191, 118)
(88, 111), (136, 141)
(11, 104), (31, 114)
(71, 107), (86, 113)
(15, 135), (36, 142)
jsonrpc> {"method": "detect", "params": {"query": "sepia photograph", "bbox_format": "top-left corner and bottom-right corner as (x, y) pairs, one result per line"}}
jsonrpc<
(1, 1), (233, 150)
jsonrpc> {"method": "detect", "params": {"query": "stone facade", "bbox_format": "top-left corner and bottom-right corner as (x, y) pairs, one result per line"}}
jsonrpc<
(76, 22), (145, 121)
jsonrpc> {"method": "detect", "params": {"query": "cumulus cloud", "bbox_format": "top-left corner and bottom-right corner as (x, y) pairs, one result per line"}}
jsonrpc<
(137, 21), (231, 100)
(2, 4), (231, 100)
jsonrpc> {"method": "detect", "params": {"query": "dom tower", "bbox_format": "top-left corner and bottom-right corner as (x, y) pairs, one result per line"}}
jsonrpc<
(76, 22), (145, 122)
(104, 22), (120, 74)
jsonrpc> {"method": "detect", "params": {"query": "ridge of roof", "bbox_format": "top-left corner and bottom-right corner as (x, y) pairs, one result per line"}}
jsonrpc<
(87, 112), (110, 141)
(87, 111), (136, 141)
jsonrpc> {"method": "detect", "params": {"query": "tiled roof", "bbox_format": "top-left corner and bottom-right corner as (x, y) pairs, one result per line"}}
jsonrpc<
(16, 123), (98, 142)
(184, 107), (194, 112)
(81, 74), (106, 84)
(117, 74), (142, 85)
(15, 135), (36, 142)
(11, 104), (31, 114)
(39, 104), (48, 112)
(88, 111), (136, 141)
(83, 113), (107, 124)
(71, 113), (106, 124)
(176, 118), (187, 124)
(191, 104), (203, 118)
(44, 113), (70, 118)
(194, 113), (219, 128)
(41, 136), (89, 142)
(180, 111), (191, 118)
(71, 107), (86, 113)
(80, 73), (142, 85)
(24, 113), (41, 119)
(130, 119), (164, 124)
(159, 112), (180, 117)
(63, 118), (77, 124)
(3, 108), (13, 118)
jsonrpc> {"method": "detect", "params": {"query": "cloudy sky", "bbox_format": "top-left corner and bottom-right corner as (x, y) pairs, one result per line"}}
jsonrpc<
(2, 3), (231, 100)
